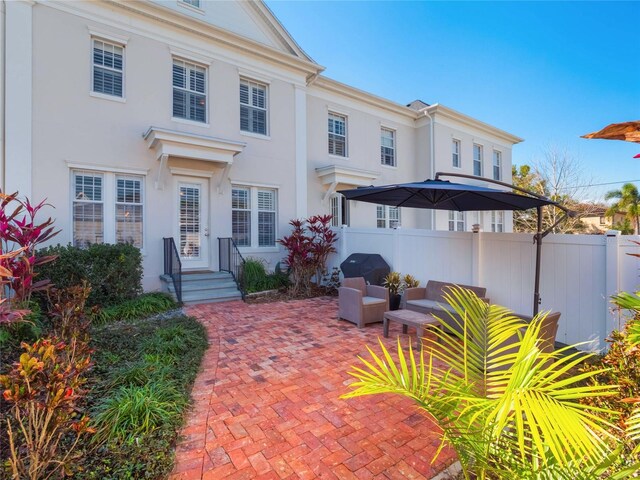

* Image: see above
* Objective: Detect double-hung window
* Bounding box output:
[452,139,461,168]
[180,0,200,7]
[232,186,277,248]
[493,150,502,181]
[92,39,124,98]
[491,211,504,232]
[377,205,400,229]
[381,128,396,166]
[473,144,483,176]
[72,170,144,248]
[172,59,207,123]
[328,113,347,157]
[240,79,268,135]
[448,211,465,231]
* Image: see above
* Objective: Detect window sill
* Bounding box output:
[451,165,462,170]
[238,246,279,254]
[171,117,210,128]
[177,1,205,15]
[240,131,271,141]
[381,164,397,170]
[90,91,126,103]
[329,154,349,160]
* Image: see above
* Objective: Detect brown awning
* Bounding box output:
[581,121,640,143]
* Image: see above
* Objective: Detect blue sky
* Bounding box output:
[267,1,640,202]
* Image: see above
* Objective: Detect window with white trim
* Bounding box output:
[232,186,277,248]
[180,0,200,7]
[328,113,347,157]
[92,39,124,98]
[377,205,400,229]
[473,144,483,176]
[452,139,461,168]
[381,128,396,166]
[491,211,504,232]
[330,193,349,227]
[240,79,268,135]
[172,58,207,123]
[448,211,465,231]
[72,170,144,248]
[493,150,502,181]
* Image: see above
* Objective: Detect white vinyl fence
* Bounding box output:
[329,227,640,351]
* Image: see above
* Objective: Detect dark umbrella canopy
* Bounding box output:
[339,179,558,212]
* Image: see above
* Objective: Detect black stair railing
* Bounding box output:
[163,237,183,304]
[218,237,246,299]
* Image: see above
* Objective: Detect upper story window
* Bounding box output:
[232,186,277,248]
[328,113,347,157]
[448,211,465,231]
[493,150,502,181]
[92,39,124,98]
[491,211,504,233]
[381,128,396,167]
[180,0,201,7]
[240,79,268,135]
[330,193,349,227]
[452,139,461,168]
[473,144,483,176]
[377,205,400,229]
[172,59,207,123]
[72,170,144,248]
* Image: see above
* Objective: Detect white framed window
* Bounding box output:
[491,211,504,232]
[240,79,268,135]
[376,205,400,229]
[232,186,277,248]
[448,211,465,231]
[180,0,200,7]
[493,150,502,181]
[92,39,124,98]
[381,128,396,167]
[452,139,461,168]
[172,58,207,123]
[473,144,483,176]
[330,193,349,227]
[328,112,347,157]
[72,170,144,248]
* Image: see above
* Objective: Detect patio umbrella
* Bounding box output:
[339,173,571,316]
[581,121,640,143]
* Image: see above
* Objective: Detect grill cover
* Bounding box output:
[340,253,391,286]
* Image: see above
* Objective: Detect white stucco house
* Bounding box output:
[0,0,523,298]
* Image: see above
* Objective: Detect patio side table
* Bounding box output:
[383,309,441,348]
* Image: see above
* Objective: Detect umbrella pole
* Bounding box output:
[533,206,542,316]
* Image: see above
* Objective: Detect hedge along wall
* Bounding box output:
[36,244,143,307]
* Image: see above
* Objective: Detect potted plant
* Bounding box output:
[384,272,421,310]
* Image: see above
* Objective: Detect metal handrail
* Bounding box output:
[218,237,246,300]
[163,237,183,304]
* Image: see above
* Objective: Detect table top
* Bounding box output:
[383,309,440,326]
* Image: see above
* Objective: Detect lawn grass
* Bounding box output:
[72,314,207,479]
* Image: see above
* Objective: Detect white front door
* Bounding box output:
[175,177,210,270]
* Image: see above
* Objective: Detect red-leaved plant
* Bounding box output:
[0,192,59,322]
[278,215,337,295]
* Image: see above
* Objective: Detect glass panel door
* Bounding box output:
[176,178,209,269]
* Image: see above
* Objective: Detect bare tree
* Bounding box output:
[513,144,599,233]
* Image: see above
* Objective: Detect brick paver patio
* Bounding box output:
[170,297,456,480]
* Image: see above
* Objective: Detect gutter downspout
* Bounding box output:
[423,108,435,229]
[0,1,5,192]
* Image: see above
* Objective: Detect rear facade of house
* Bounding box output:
[0,0,523,294]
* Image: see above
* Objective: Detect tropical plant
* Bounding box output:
[382,271,402,295]
[343,287,636,478]
[403,274,420,289]
[606,183,640,234]
[0,338,93,480]
[278,214,338,295]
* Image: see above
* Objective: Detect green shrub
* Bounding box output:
[141,323,207,360]
[242,257,289,293]
[103,357,172,390]
[92,382,186,443]
[92,293,176,325]
[36,243,143,307]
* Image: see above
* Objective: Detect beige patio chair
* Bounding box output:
[338,277,389,329]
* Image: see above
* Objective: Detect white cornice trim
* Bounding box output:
[314,76,418,119]
[66,161,149,176]
[315,165,381,187]
[88,27,129,45]
[421,104,524,145]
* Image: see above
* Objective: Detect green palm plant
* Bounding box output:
[342,287,637,478]
[605,183,640,234]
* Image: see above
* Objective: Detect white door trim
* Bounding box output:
[174,176,210,270]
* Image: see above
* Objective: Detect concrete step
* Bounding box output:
[159,271,242,305]
[166,280,238,293]
[181,288,243,304]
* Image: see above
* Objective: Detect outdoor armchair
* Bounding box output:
[338,277,389,329]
